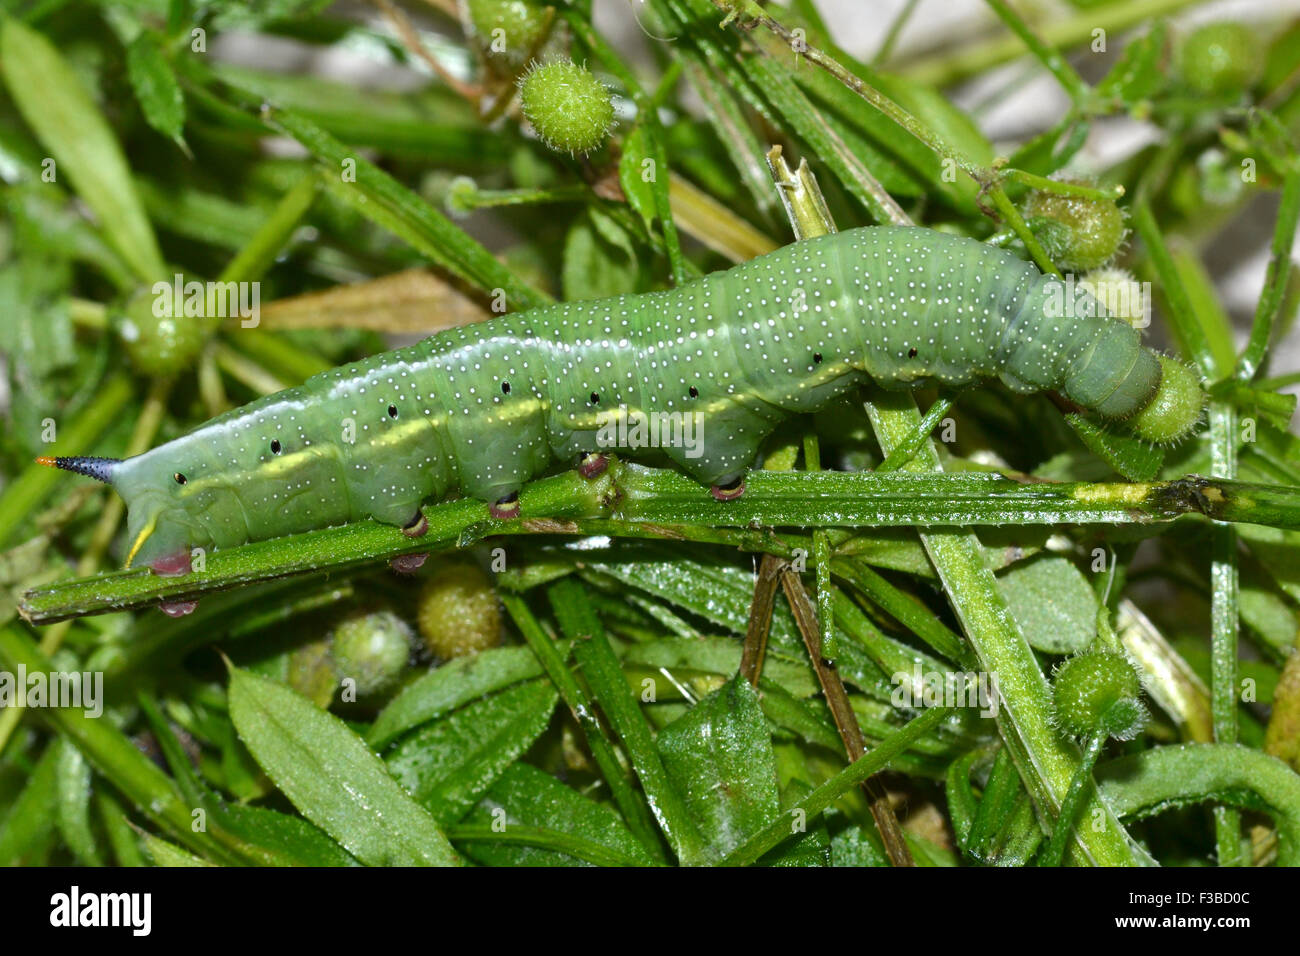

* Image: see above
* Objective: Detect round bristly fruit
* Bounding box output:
[331,609,412,696]
[465,0,553,69]
[287,636,338,707]
[519,59,614,155]
[1022,180,1127,272]
[117,286,204,377]
[1052,651,1148,741]
[416,559,503,660]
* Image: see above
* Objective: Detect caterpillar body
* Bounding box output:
[44,226,1203,577]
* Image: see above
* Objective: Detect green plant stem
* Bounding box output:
[897,0,1205,88]
[191,64,552,311]
[718,0,1058,270]
[1238,165,1300,381]
[865,390,1137,866]
[506,586,669,862]
[876,396,953,473]
[1004,169,1123,201]
[218,172,318,287]
[872,0,921,66]
[1133,197,1220,379]
[559,593,708,863]
[982,0,1090,106]
[1256,371,1300,391]
[1037,731,1107,866]
[452,184,590,211]
[1209,400,1244,866]
[987,187,1060,275]
[19,463,1300,624]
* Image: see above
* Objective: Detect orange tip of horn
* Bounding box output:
[34,456,56,467]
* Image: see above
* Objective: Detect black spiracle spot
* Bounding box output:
[908,348,918,359]
[590,391,600,405]
[501,381,511,395]
[173,472,187,485]
[270,439,282,455]
[688,385,699,398]
[388,404,399,418]
[813,352,823,364]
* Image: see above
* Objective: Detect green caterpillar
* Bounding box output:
[43,226,1203,590]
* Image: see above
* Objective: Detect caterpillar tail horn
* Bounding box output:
[34,455,122,484]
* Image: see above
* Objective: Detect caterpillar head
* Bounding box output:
[38,447,217,575]
[1126,354,1205,444]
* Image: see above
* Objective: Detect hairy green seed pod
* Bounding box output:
[464,0,553,69]
[416,559,502,659]
[1052,651,1148,741]
[332,609,412,696]
[117,286,204,377]
[287,636,338,707]
[1178,22,1261,96]
[519,60,613,155]
[1022,181,1127,272]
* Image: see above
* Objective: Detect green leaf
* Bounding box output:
[619,124,658,234]
[385,679,558,825]
[460,763,656,866]
[1065,413,1165,481]
[0,18,165,282]
[1006,117,1090,181]
[227,665,460,866]
[586,547,806,659]
[95,792,145,867]
[0,744,60,865]
[657,675,780,862]
[1099,743,1300,866]
[997,554,1099,654]
[757,679,840,750]
[562,206,641,301]
[54,737,104,866]
[623,636,819,698]
[218,805,358,867]
[140,832,215,867]
[944,749,981,850]
[126,33,187,150]
[369,645,549,748]
[209,76,550,310]
[1096,22,1169,107]
[762,779,831,866]
[963,745,1042,865]
[1239,525,1300,604]
[829,822,889,867]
